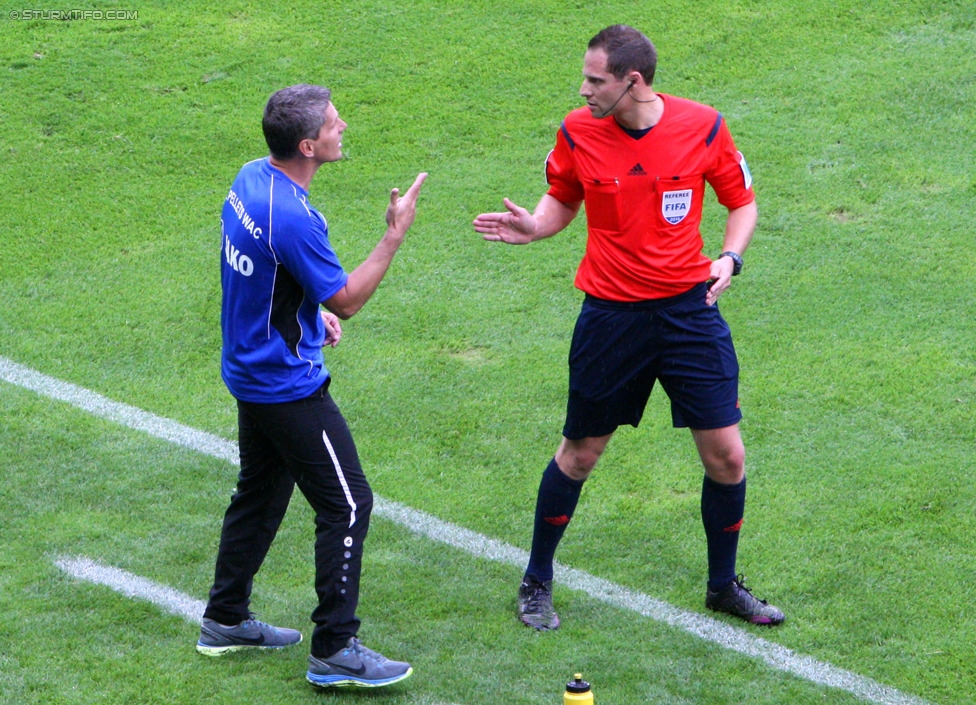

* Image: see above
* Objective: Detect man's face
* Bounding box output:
[307,103,347,162]
[579,48,629,118]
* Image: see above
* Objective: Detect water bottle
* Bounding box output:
[564,673,594,704]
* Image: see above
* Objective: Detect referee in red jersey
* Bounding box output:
[474,24,784,630]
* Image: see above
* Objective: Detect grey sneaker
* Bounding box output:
[518,576,560,630]
[306,637,413,688]
[196,617,303,656]
[706,576,785,626]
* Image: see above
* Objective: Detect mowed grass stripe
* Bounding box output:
[3,356,930,705]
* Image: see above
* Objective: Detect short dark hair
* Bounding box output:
[588,25,657,86]
[262,84,332,160]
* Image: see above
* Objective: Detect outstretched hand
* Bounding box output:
[386,172,428,236]
[473,198,537,244]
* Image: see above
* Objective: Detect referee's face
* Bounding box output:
[580,48,629,119]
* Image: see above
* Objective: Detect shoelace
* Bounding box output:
[241,616,281,635]
[733,576,770,606]
[347,638,387,663]
[525,586,552,610]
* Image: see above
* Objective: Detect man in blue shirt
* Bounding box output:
[197,83,426,690]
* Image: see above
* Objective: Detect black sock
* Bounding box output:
[701,475,746,593]
[524,458,584,582]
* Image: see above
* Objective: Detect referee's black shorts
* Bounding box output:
[562,282,742,440]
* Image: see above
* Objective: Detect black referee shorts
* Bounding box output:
[562,282,742,440]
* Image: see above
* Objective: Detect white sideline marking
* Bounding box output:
[0,357,239,465]
[55,556,206,623]
[1,356,929,705]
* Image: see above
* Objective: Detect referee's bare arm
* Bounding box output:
[474,194,581,245]
[706,200,758,306]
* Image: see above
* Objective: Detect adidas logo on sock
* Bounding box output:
[628,163,647,176]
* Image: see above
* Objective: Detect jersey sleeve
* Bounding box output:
[704,116,756,210]
[273,208,348,305]
[545,122,585,205]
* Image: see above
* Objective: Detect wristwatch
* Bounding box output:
[719,251,743,276]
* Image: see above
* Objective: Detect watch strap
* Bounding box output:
[719,251,743,276]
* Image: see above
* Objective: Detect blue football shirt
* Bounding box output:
[220,158,348,402]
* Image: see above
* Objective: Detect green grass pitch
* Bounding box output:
[1,1,975,703]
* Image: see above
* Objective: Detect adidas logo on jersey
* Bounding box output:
[628,163,647,176]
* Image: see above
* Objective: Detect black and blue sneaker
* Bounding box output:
[306,637,413,688]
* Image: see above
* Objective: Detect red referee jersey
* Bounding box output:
[545,94,755,301]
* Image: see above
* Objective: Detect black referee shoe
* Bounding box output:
[706,576,785,626]
[518,576,560,631]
